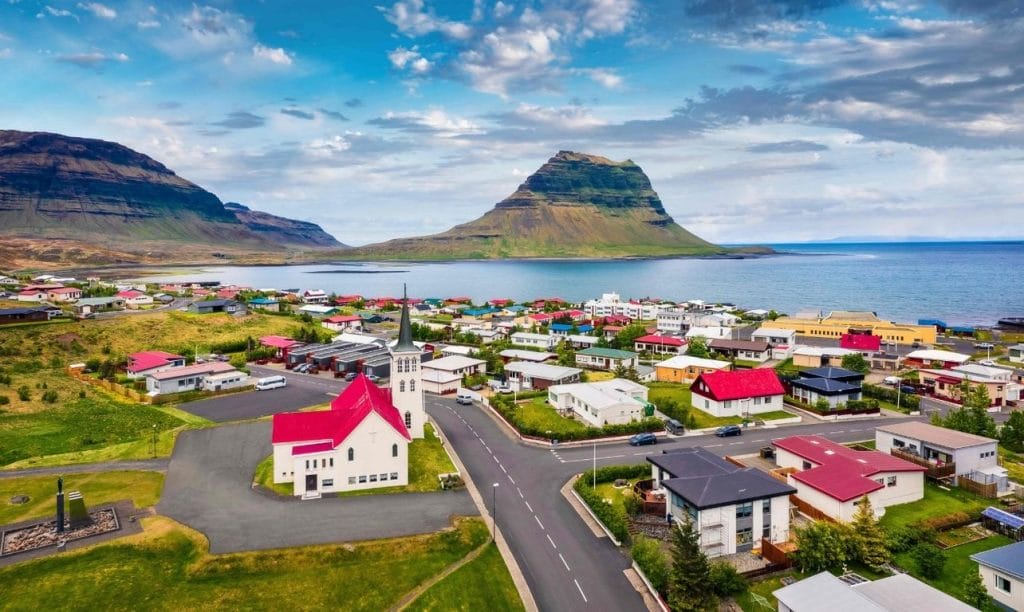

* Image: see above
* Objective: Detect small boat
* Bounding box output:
[998,317,1024,329]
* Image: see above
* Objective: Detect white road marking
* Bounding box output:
[535,515,545,530]
[493,455,500,465]
[705,444,723,447]
[525,501,534,513]
[517,487,524,498]
[559,553,571,571]
[575,579,588,602]
[508,476,515,485]
[500,464,508,474]
[728,442,743,445]
[829,430,845,434]
[547,534,557,549]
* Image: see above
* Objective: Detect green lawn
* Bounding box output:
[879,483,992,530]
[895,535,1012,604]
[754,410,797,422]
[407,543,524,612]
[0,471,164,525]
[645,382,745,428]
[253,422,458,497]
[739,571,804,611]
[998,447,1024,483]
[0,516,497,612]
[516,398,588,436]
[593,478,642,514]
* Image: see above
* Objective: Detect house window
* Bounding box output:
[763,523,771,540]
[887,475,897,487]
[348,477,356,485]
[323,479,334,487]
[392,443,399,457]
[802,461,812,470]
[369,474,378,482]
[305,460,310,469]
[763,500,771,513]
[736,528,753,546]
[405,411,412,428]
[358,475,367,483]
[329,458,334,467]
[996,575,1012,593]
[736,502,753,518]
[380,473,388,481]
[348,448,354,461]
[390,472,399,480]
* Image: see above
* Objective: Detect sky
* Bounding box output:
[1,0,1022,246]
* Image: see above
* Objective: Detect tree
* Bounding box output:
[850,496,889,569]
[910,542,945,579]
[1000,410,1024,452]
[938,384,997,438]
[687,336,710,359]
[961,569,990,609]
[556,341,576,367]
[814,397,831,412]
[767,310,780,321]
[631,535,669,595]
[793,522,849,573]
[615,323,648,351]
[613,363,628,379]
[668,520,718,612]
[841,353,870,375]
[708,562,747,598]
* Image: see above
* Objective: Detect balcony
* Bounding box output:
[891,448,956,479]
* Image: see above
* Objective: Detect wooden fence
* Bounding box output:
[790,495,836,522]
[759,538,795,569]
[959,476,999,499]
[891,448,956,479]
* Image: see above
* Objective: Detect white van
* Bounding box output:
[456,390,474,405]
[256,375,287,391]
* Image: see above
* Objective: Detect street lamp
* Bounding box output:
[151,424,157,458]
[491,482,500,542]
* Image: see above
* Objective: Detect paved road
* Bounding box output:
[426,396,921,612]
[0,458,169,479]
[178,364,347,422]
[157,421,476,553]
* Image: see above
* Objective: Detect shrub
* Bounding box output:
[574,478,630,543]
[623,492,643,517]
[884,525,935,554]
[911,542,946,579]
[0,373,10,385]
[84,358,101,372]
[580,464,650,484]
[863,383,920,409]
[0,395,8,405]
[631,535,669,596]
[708,562,748,597]
[17,386,30,401]
[917,511,972,531]
[41,390,58,403]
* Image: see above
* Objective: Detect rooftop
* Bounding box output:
[649,448,795,510]
[657,355,731,370]
[691,368,785,402]
[549,379,646,411]
[708,339,771,352]
[635,334,686,346]
[905,349,971,363]
[577,347,637,359]
[774,571,974,612]
[972,541,1024,581]
[147,361,236,381]
[876,421,996,449]
[504,361,582,380]
[422,355,486,372]
[790,377,862,395]
[498,349,556,362]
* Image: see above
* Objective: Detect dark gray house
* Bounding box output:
[648,448,795,557]
[188,299,247,315]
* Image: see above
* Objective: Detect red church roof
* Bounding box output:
[272,374,411,447]
[260,335,299,349]
[840,334,881,352]
[690,368,784,402]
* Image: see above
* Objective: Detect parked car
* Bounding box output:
[366,374,380,383]
[629,432,658,446]
[899,385,917,395]
[975,342,995,349]
[715,425,742,437]
[664,418,685,435]
[344,372,357,381]
[883,376,901,385]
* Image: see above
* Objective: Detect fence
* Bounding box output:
[790,495,835,522]
[959,475,999,499]
[890,448,957,479]
[69,368,153,403]
[759,538,795,569]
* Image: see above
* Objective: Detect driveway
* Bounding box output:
[157,422,476,553]
[177,364,347,422]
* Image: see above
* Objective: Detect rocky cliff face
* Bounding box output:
[224,202,344,248]
[0,130,342,253]
[347,151,722,259]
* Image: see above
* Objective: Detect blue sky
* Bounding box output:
[1,0,1022,245]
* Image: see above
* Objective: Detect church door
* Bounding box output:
[305,474,318,491]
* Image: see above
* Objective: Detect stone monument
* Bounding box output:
[55,476,65,534]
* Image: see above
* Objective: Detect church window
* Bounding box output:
[397,360,404,373]
[405,411,412,428]
[410,380,416,392]
[392,443,398,457]
[348,448,354,461]
[400,381,406,392]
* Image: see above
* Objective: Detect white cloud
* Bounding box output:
[388,46,432,74]
[493,1,514,19]
[252,44,293,66]
[382,0,473,40]
[578,67,622,89]
[77,2,116,19]
[137,19,160,29]
[55,51,129,67]
[38,5,75,18]
[579,0,635,40]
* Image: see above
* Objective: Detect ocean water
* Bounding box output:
[135,241,1024,326]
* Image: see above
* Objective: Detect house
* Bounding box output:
[271,375,412,497]
[145,362,241,395]
[840,333,882,353]
[634,334,687,355]
[751,328,797,359]
[46,287,82,302]
[322,315,364,333]
[549,323,594,337]
[686,326,733,340]
[464,328,505,344]
[127,351,186,378]
[583,292,667,320]
[505,361,582,391]
[1009,344,1024,364]
[548,379,649,427]
[189,299,247,315]
[773,435,925,521]
[420,355,486,394]
[0,306,51,325]
[498,349,556,363]
[690,368,785,418]
[565,334,599,349]
[72,296,125,316]
[903,349,971,369]
[648,448,795,557]
[789,367,864,407]
[16,289,47,301]
[917,364,1018,407]
[708,339,772,363]
[302,289,329,304]
[654,355,731,384]
[511,332,559,350]
[297,304,339,318]
[875,421,1007,491]
[774,571,975,612]
[971,541,1024,612]
[116,289,154,309]
[656,308,688,334]
[792,346,857,368]
[575,347,639,371]
[248,297,280,312]
[759,310,937,344]
[440,344,477,358]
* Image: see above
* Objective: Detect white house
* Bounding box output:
[971,541,1024,612]
[499,349,556,363]
[511,332,559,350]
[685,326,733,340]
[690,368,785,418]
[271,375,411,497]
[1009,344,1024,364]
[649,448,796,557]
[321,315,363,332]
[201,370,252,392]
[548,378,648,427]
[299,304,339,318]
[773,435,925,522]
[302,289,329,304]
[116,289,153,309]
[420,355,486,394]
[656,308,688,334]
[504,361,582,391]
[565,334,599,349]
[751,327,797,360]
[17,289,47,301]
[774,571,976,612]
[583,291,667,320]
[875,421,1007,491]
[145,361,241,395]
[126,351,186,379]
[441,344,477,358]
[575,347,639,371]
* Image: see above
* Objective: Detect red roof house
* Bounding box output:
[634,334,687,354]
[689,368,786,418]
[840,334,882,352]
[127,351,186,377]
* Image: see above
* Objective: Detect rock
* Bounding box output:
[9,494,29,504]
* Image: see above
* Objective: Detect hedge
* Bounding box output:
[490,395,663,441]
[785,395,881,416]
[863,383,921,409]
[573,464,650,544]
[580,464,651,484]
[915,511,976,531]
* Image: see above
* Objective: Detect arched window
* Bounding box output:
[411,359,417,371]
[392,443,398,457]
[404,411,412,428]
[396,359,404,373]
[347,448,354,461]
[410,380,416,392]
[400,380,406,392]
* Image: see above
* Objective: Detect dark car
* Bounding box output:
[899,385,917,395]
[629,432,658,446]
[664,418,685,435]
[715,425,742,437]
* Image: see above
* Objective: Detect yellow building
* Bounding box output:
[654,355,732,384]
[761,310,937,345]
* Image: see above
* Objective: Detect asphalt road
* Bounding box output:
[426,396,922,612]
[177,364,347,422]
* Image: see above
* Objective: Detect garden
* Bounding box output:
[488,392,663,441]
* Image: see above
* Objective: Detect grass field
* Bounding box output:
[254,423,458,497]
[999,447,1024,483]
[0,471,164,525]
[594,478,642,514]
[879,483,991,530]
[895,535,1012,604]
[516,398,588,436]
[646,383,745,428]
[408,543,524,612]
[0,516,508,611]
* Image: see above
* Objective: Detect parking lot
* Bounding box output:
[177,365,347,422]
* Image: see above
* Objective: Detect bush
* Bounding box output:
[631,535,669,595]
[623,492,643,517]
[0,373,10,385]
[84,358,101,372]
[17,386,30,401]
[863,383,920,409]
[574,478,630,543]
[708,561,748,597]
[0,395,8,405]
[911,542,946,579]
[917,511,973,531]
[581,464,650,484]
[884,525,935,554]
[41,390,58,403]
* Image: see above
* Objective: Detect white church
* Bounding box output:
[270,288,426,497]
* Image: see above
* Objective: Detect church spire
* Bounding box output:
[394,284,417,352]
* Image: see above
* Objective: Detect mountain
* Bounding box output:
[0,130,342,267]
[225,202,344,248]
[345,151,740,260]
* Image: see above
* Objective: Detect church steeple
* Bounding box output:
[394,283,417,352]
